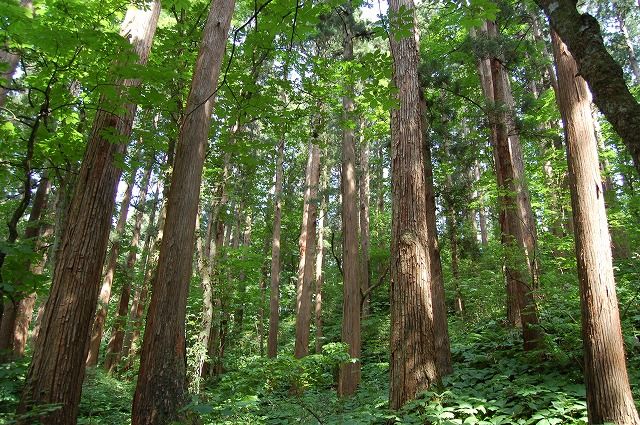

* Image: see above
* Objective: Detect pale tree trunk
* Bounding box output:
[552,29,640,425]
[17,4,160,423]
[132,0,234,421]
[359,123,371,317]
[388,0,448,409]
[338,15,361,395]
[0,0,32,107]
[268,138,284,358]
[194,153,230,381]
[294,141,321,359]
[86,170,136,367]
[475,162,489,246]
[103,159,153,372]
[315,161,327,354]
[534,0,640,175]
[0,174,51,360]
[421,94,452,377]
[122,183,161,369]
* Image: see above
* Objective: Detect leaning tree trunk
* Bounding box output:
[551,29,640,425]
[17,4,160,423]
[534,0,640,175]
[388,0,448,409]
[86,170,136,367]
[131,0,234,422]
[294,141,321,359]
[267,138,284,358]
[338,15,361,396]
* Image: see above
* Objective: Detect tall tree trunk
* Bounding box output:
[421,94,453,377]
[388,0,447,409]
[131,0,234,421]
[17,4,160,423]
[359,124,371,317]
[268,138,284,358]
[551,29,640,425]
[103,159,153,372]
[315,161,327,354]
[294,141,321,359]
[483,20,542,350]
[475,162,489,246]
[534,0,640,175]
[86,171,136,367]
[338,16,361,395]
[613,2,640,83]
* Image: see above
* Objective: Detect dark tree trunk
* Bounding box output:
[131,0,234,421]
[17,4,160,423]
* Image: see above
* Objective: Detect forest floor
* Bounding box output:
[2,259,640,424]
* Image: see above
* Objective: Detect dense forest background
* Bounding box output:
[1,0,640,423]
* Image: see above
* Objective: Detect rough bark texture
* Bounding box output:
[552,30,640,425]
[131,0,234,421]
[268,138,284,358]
[17,4,160,423]
[338,20,361,395]
[86,173,135,367]
[294,142,320,359]
[388,0,442,409]
[535,0,640,175]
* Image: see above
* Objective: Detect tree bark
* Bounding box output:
[17,4,160,423]
[534,0,640,175]
[338,17,361,396]
[551,29,640,425]
[388,0,446,409]
[131,0,234,421]
[315,161,327,355]
[268,138,284,358]
[294,141,321,359]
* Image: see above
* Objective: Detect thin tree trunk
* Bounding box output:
[132,0,234,421]
[103,159,153,372]
[359,123,371,317]
[613,2,640,82]
[86,171,136,367]
[268,138,284,358]
[17,4,160,423]
[552,29,640,425]
[388,0,447,409]
[294,141,321,359]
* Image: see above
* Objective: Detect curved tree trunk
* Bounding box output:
[551,29,640,425]
[17,4,160,423]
